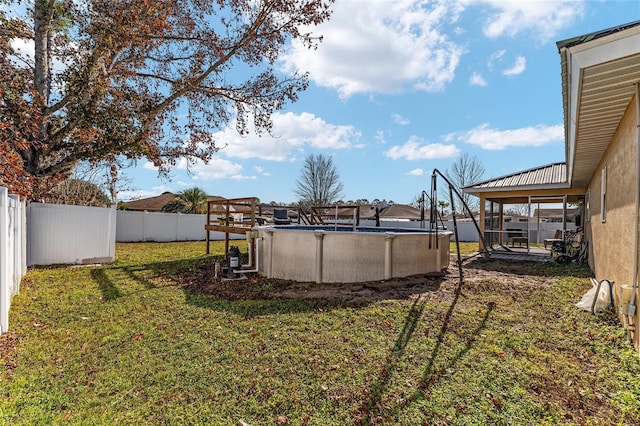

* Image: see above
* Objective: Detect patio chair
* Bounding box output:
[506,228,528,247]
[273,208,292,225]
[544,229,563,250]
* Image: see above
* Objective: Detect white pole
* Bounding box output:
[0,187,9,334]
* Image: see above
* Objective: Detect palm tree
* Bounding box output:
[162,187,209,214]
[438,200,449,216]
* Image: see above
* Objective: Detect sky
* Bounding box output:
[119,0,640,205]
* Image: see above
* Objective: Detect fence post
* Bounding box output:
[108,205,117,261]
[0,187,9,334]
[8,195,18,297]
[143,211,149,242]
[176,212,181,241]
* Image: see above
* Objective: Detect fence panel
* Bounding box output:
[359,219,481,241]
[27,203,116,266]
[116,210,242,242]
[1,187,27,334]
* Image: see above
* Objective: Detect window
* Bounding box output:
[601,165,606,222]
[585,189,590,222]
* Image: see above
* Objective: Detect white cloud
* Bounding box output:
[469,72,488,87]
[152,185,174,193]
[9,38,33,64]
[255,166,271,176]
[448,123,564,150]
[215,112,360,161]
[466,0,585,41]
[384,136,460,160]
[118,186,173,201]
[407,168,424,176]
[280,1,465,98]
[175,157,249,180]
[487,49,506,71]
[392,113,410,125]
[503,56,526,76]
[143,161,158,171]
[374,130,387,144]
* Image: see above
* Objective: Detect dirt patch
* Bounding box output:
[0,331,19,372]
[180,254,561,306]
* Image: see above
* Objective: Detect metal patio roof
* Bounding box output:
[464,162,568,194]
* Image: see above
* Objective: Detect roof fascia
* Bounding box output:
[563,26,640,186]
[464,182,573,195]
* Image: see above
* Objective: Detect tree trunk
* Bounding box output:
[30,0,53,174]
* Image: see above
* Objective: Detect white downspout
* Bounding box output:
[240,231,254,268]
[628,83,640,330]
[235,236,262,274]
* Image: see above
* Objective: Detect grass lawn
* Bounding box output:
[1,241,639,425]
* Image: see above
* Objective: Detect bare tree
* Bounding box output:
[505,203,530,217]
[40,160,134,206]
[71,160,134,204]
[444,153,485,217]
[42,178,110,207]
[294,154,344,207]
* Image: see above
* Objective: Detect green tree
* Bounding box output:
[294,153,344,207]
[162,187,209,214]
[0,0,333,198]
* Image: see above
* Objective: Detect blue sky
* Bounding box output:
[119,0,639,204]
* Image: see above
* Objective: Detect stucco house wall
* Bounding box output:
[587,96,639,349]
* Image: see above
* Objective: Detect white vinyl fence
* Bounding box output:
[116,210,244,242]
[27,203,116,266]
[361,219,481,241]
[0,187,27,334]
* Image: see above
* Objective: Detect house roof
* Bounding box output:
[557,20,640,188]
[378,203,422,220]
[123,192,177,211]
[464,163,569,194]
[532,208,579,218]
[208,196,255,214]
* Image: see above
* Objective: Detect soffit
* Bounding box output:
[561,23,640,188]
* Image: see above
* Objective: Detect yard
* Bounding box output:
[1,241,639,425]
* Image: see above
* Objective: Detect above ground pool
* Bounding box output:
[255,225,452,283]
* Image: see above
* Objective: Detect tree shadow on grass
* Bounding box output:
[90,268,122,301]
[353,275,495,424]
[89,256,209,301]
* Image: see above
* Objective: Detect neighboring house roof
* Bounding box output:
[378,204,422,220]
[207,196,249,214]
[464,163,568,194]
[557,20,640,188]
[358,205,378,219]
[532,208,579,219]
[123,192,177,211]
[124,193,233,213]
[330,205,378,219]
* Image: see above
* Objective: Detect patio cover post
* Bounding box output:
[479,195,486,251]
[499,202,504,246]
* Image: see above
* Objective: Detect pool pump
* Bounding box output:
[226,246,240,278]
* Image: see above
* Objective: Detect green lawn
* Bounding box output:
[1,241,639,425]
